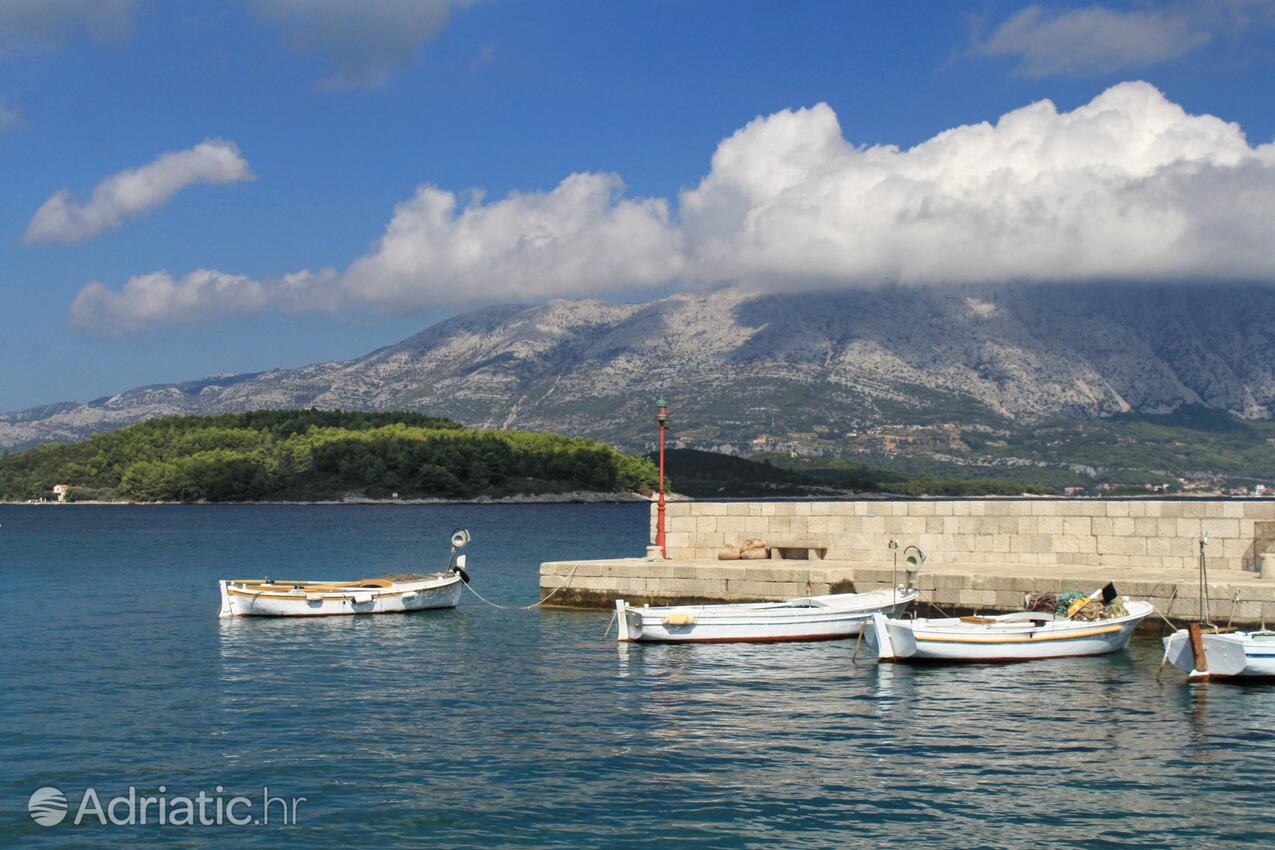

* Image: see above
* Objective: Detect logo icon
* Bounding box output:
[28,786,68,827]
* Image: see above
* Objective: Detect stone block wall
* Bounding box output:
[539,559,858,608]
[651,499,1275,573]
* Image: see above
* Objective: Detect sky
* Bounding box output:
[2,0,1275,411]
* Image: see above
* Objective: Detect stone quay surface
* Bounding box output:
[539,498,1275,626]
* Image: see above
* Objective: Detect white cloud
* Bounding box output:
[253,0,476,88]
[68,82,1275,334]
[25,139,254,244]
[974,4,1222,76]
[681,82,1275,287]
[69,270,269,337]
[340,173,684,309]
[0,0,135,55]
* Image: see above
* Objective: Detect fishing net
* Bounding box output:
[1026,592,1057,613]
[1102,599,1128,618]
[1069,600,1104,621]
[1058,592,1128,621]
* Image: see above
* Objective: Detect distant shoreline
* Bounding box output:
[7,492,1274,506]
[1,491,656,507]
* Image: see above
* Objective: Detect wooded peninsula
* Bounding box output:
[0,410,660,503]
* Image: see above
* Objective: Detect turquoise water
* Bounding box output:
[2,504,1274,849]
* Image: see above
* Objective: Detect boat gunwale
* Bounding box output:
[226,574,461,601]
[627,589,919,620]
[897,600,1152,642]
[910,623,1126,644]
[619,631,856,644]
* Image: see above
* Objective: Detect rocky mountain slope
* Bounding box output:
[4,284,1275,453]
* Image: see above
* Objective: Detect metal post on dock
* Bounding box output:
[656,396,669,559]
[1199,533,1212,627]
[889,539,898,607]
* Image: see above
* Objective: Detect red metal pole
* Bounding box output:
[656,398,668,558]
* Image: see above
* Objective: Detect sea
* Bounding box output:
[1,503,1273,849]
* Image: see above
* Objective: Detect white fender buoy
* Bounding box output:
[868,612,898,660]
[616,599,631,641]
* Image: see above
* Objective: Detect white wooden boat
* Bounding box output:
[615,587,918,643]
[217,530,472,618]
[864,599,1153,662]
[218,572,464,617]
[1162,628,1275,680]
[1159,533,1275,681]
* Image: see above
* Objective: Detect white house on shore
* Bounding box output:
[52,484,71,503]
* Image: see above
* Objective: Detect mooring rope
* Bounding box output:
[1152,607,1180,633]
[918,590,954,619]
[1150,581,1182,634]
[851,626,867,663]
[461,564,581,611]
[1162,582,1181,620]
[1152,583,1188,682]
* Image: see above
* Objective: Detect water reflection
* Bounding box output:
[612,636,1275,846]
[7,503,1275,849]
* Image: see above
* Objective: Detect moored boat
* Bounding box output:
[864,594,1153,663]
[218,529,473,618]
[1162,627,1275,681]
[615,587,918,643]
[1159,533,1275,681]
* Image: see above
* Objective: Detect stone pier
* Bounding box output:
[539,498,1275,626]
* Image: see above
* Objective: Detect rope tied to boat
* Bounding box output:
[918,590,953,620]
[1141,581,1183,637]
[1227,589,1242,629]
[461,564,581,611]
[1151,606,1180,633]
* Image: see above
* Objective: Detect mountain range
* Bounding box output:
[5,284,1275,484]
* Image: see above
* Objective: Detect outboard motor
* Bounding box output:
[903,545,926,590]
[447,529,472,583]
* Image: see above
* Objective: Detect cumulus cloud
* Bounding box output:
[68,82,1275,334]
[340,173,684,309]
[69,270,269,337]
[66,173,682,332]
[974,5,1207,76]
[253,0,476,88]
[971,2,1273,76]
[0,0,135,55]
[25,139,254,244]
[679,82,1275,286]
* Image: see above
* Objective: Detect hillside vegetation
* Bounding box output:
[664,448,1050,498]
[0,410,659,502]
[747,453,1051,497]
[648,449,827,498]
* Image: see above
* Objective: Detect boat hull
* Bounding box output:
[865,601,1152,662]
[1162,630,1275,680]
[617,589,917,643]
[218,575,463,618]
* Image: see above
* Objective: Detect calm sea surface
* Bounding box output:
[2,503,1274,849]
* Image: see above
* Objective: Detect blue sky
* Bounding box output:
[2,0,1275,411]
